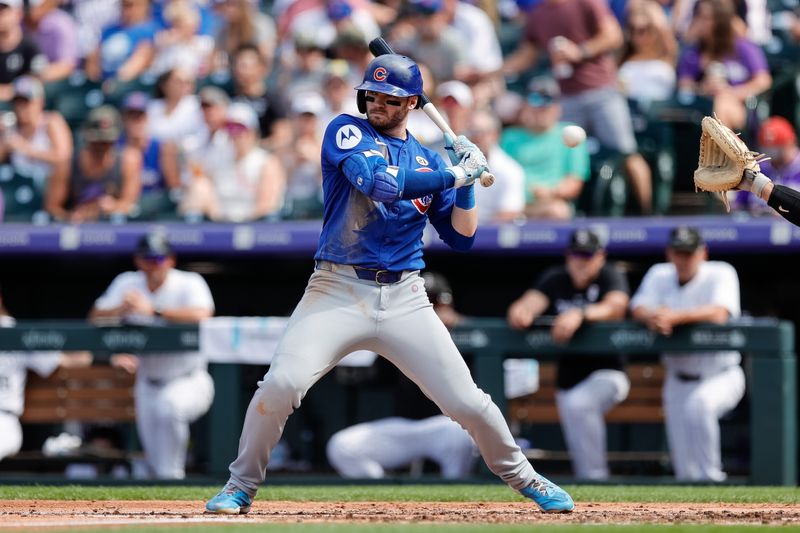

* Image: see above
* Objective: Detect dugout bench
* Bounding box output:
[0,319,795,485]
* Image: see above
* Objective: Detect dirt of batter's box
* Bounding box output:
[1,500,799,528]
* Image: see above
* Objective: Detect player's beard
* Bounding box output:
[367,105,409,132]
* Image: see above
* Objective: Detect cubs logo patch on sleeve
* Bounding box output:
[412,194,433,214]
[336,125,363,150]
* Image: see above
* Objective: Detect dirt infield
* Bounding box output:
[2,500,800,528]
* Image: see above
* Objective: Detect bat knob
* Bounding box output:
[479,171,495,187]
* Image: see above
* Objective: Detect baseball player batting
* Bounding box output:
[206,54,574,514]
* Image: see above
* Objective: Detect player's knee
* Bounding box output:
[442,393,491,428]
[259,365,304,409]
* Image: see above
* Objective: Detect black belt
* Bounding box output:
[675,372,702,382]
[145,370,196,387]
[352,266,403,285]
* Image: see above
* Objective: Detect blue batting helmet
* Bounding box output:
[355,54,423,113]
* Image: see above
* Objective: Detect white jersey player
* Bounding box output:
[631,226,745,481]
[0,307,64,462]
[89,234,215,479]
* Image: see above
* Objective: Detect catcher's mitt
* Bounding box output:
[693,115,767,210]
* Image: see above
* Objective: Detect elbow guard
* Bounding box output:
[341,151,402,203]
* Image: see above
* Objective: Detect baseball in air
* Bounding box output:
[562,125,586,147]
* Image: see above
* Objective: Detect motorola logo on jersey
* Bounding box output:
[335,125,363,149]
[412,194,433,214]
[373,67,388,82]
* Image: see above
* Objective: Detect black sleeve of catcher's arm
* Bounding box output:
[767,184,800,227]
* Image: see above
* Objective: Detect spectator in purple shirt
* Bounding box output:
[731,116,800,215]
[677,0,771,130]
[24,0,78,82]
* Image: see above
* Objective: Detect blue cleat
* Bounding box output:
[520,474,575,513]
[205,482,253,515]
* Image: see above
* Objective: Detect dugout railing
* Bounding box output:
[0,318,795,485]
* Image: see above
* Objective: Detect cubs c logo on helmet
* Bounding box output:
[412,194,433,214]
[373,67,388,82]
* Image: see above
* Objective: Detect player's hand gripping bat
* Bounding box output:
[368,37,495,188]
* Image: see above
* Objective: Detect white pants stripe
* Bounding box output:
[228,267,535,493]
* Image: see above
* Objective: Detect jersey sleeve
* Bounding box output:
[534,266,564,299]
[322,115,387,169]
[182,273,215,312]
[93,274,130,310]
[26,352,63,378]
[709,263,741,318]
[600,264,630,295]
[630,264,665,310]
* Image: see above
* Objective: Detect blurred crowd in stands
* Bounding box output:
[0,0,796,224]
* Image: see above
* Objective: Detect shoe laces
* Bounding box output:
[528,476,552,496]
[221,482,242,496]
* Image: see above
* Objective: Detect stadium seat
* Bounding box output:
[0,165,48,223]
[102,74,159,108]
[576,142,628,217]
[51,76,105,132]
[629,98,676,215]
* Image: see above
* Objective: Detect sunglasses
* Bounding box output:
[567,250,597,259]
[139,255,167,264]
[364,95,403,107]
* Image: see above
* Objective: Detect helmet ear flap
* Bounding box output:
[357,90,366,114]
[413,95,422,109]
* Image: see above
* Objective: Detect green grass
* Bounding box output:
[0,484,797,503]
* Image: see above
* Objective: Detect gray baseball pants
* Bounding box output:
[228,262,535,493]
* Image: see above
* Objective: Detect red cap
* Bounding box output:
[758,116,797,147]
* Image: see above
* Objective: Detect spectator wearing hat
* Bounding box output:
[730,116,800,216]
[149,0,213,77]
[181,85,229,176]
[277,0,379,53]
[275,30,330,100]
[85,0,159,82]
[231,43,291,150]
[281,91,325,219]
[119,91,181,219]
[435,80,473,139]
[45,105,142,222]
[395,0,467,83]
[631,226,745,482]
[212,0,276,71]
[507,228,631,480]
[181,85,229,179]
[467,109,525,223]
[504,0,654,214]
[499,77,590,220]
[23,0,79,83]
[180,102,286,222]
[329,24,371,86]
[89,233,215,479]
[0,0,47,101]
[0,76,72,197]
[318,59,360,128]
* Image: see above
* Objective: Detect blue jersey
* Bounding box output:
[316,114,459,271]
